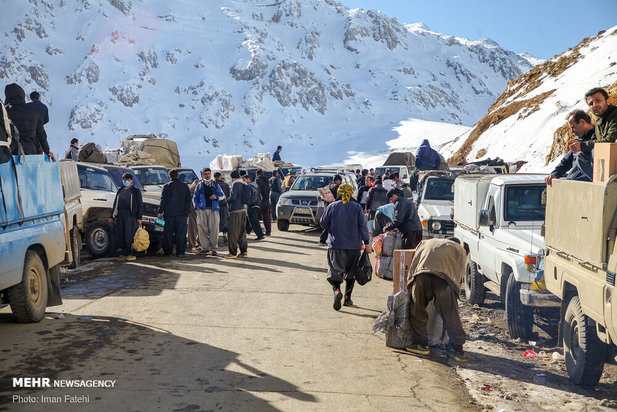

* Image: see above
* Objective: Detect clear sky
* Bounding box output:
[339,0,617,60]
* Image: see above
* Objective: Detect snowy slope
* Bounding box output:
[0,0,537,171]
[442,26,617,172]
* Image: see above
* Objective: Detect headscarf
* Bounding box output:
[337,183,353,204]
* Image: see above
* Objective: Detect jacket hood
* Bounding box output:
[4,83,25,105]
[420,139,431,147]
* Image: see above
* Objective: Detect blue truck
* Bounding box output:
[0,154,64,322]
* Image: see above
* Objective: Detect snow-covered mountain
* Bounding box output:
[1,0,537,170]
[442,26,617,172]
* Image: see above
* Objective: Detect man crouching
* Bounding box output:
[406,237,469,362]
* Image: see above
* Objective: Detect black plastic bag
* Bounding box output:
[353,250,373,285]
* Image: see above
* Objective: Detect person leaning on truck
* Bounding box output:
[110,173,143,261]
[545,110,594,186]
[405,237,468,362]
[383,188,423,249]
[4,83,55,160]
[159,169,192,258]
[567,87,617,154]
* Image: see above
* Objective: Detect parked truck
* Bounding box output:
[374,152,415,182]
[544,178,617,387]
[59,160,83,268]
[453,174,558,339]
[416,171,458,238]
[0,155,63,322]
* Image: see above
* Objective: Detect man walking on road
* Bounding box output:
[159,169,192,257]
[269,170,282,221]
[384,188,423,250]
[320,183,372,310]
[406,237,468,362]
[226,171,248,259]
[110,173,143,261]
[243,174,265,240]
[256,169,272,236]
[194,168,225,256]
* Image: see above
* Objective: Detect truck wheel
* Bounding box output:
[563,296,606,387]
[505,275,534,339]
[68,229,81,269]
[7,251,48,323]
[277,219,289,232]
[464,258,486,305]
[85,220,116,258]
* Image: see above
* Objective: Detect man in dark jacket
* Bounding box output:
[320,183,372,310]
[110,173,143,261]
[4,83,54,160]
[272,146,283,162]
[546,110,594,185]
[27,91,49,125]
[159,169,192,257]
[357,175,374,210]
[269,170,282,221]
[226,171,248,258]
[214,172,231,241]
[415,139,440,171]
[384,188,423,249]
[571,87,617,154]
[255,169,272,235]
[366,178,388,219]
[65,138,79,161]
[244,174,265,240]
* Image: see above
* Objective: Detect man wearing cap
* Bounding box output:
[384,188,423,249]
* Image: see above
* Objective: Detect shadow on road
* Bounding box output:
[0,314,316,410]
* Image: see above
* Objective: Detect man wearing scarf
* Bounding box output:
[320,184,372,310]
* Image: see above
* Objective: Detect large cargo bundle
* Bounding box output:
[120,135,180,168]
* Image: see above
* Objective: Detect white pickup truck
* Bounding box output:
[416,171,457,238]
[453,174,559,339]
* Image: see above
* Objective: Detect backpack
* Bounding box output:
[241,183,260,206]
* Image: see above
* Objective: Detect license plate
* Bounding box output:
[154,225,164,232]
[294,207,312,214]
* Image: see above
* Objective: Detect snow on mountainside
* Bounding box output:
[0,0,537,170]
[443,26,617,172]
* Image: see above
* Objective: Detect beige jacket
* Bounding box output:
[407,238,467,294]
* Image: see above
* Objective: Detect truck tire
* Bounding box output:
[68,229,81,269]
[7,251,48,323]
[464,257,486,305]
[85,220,116,258]
[563,296,606,387]
[505,274,534,339]
[277,219,289,232]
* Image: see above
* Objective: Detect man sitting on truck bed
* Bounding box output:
[545,110,594,185]
[568,87,617,154]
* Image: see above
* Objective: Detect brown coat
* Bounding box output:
[407,238,466,294]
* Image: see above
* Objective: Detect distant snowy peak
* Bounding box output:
[1,0,540,169]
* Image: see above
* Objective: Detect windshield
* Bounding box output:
[77,165,117,192]
[504,185,546,221]
[178,170,198,184]
[132,167,170,185]
[104,167,144,191]
[424,178,454,201]
[375,167,401,178]
[291,176,331,191]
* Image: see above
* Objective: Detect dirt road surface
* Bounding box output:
[1,226,615,411]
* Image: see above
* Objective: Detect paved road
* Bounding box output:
[0,226,477,411]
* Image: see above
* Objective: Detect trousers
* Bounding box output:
[163,215,188,256]
[116,209,138,256]
[196,208,220,252]
[228,210,248,255]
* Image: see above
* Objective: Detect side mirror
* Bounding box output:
[478,210,489,226]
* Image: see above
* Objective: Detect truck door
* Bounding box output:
[478,192,499,280]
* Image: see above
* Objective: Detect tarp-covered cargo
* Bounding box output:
[121,135,180,168]
[383,152,415,167]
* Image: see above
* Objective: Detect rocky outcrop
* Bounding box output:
[267,59,327,114]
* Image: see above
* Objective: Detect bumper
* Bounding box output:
[277,205,322,226]
[519,289,560,307]
[142,217,164,238]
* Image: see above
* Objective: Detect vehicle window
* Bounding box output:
[504,185,545,221]
[104,167,144,190]
[132,168,170,185]
[424,178,454,201]
[178,170,198,184]
[291,176,331,191]
[374,167,401,178]
[77,165,117,192]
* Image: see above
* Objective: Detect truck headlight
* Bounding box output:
[278,198,290,206]
[431,221,441,231]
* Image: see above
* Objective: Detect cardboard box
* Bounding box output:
[393,249,415,294]
[593,143,617,183]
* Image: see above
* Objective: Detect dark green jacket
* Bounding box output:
[581,104,617,153]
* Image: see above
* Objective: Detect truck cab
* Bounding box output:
[416,172,457,238]
[0,155,64,322]
[544,178,617,387]
[454,174,558,339]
